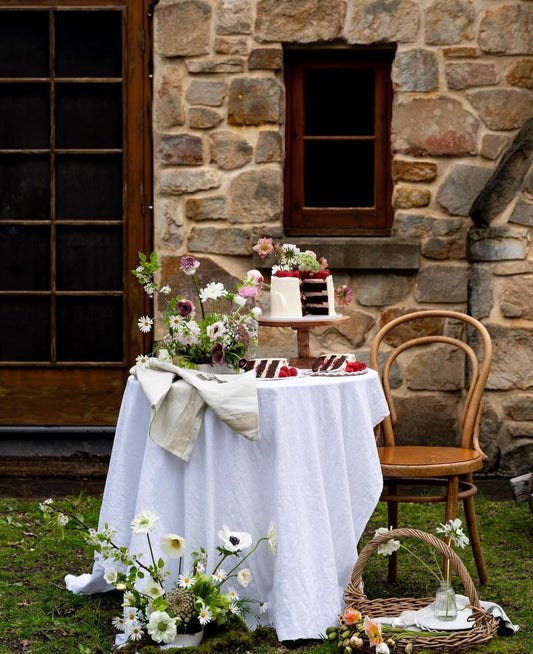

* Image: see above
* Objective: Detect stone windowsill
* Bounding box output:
[252,238,420,271]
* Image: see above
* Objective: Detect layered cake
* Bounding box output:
[250,358,297,378]
[301,273,336,316]
[270,275,303,318]
[270,272,336,318]
[311,353,358,372]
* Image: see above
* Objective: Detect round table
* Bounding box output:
[259,314,350,367]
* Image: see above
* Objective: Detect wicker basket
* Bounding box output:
[342,528,498,652]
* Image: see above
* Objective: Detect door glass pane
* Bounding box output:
[56,225,122,291]
[56,296,122,361]
[0,297,50,361]
[55,83,122,148]
[0,84,49,148]
[304,68,375,137]
[0,155,50,221]
[0,11,49,78]
[56,154,122,221]
[0,224,50,290]
[304,141,375,207]
[55,11,122,78]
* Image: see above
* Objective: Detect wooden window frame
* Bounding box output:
[284,49,394,237]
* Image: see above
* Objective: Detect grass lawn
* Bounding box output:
[0,489,531,654]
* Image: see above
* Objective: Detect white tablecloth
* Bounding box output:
[66,370,388,641]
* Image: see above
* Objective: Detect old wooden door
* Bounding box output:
[0,0,151,427]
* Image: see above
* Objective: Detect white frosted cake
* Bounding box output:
[270,276,303,318]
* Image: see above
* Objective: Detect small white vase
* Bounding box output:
[160,629,204,650]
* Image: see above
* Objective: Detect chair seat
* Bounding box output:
[379,446,484,478]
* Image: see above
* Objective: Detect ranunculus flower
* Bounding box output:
[177,299,194,317]
[251,306,262,319]
[253,237,274,258]
[319,256,328,269]
[239,285,258,298]
[179,256,200,275]
[237,568,253,587]
[244,269,264,286]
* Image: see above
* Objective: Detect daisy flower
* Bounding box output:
[228,603,240,615]
[147,610,177,644]
[211,569,227,584]
[123,606,139,624]
[137,315,153,333]
[227,587,239,602]
[169,314,182,330]
[197,603,212,626]
[135,354,150,368]
[178,572,194,589]
[218,525,252,552]
[237,568,252,587]
[112,615,126,631]
[160,534,186,559]
[195,561,205,573]
[126,623,143,641]
[259,601,270,614]
[253,237,274,258]
[131,510,159,535]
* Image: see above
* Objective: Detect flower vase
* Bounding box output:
[434,580,458,621]
[160,629,204,650]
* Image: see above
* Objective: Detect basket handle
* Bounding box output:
[344,528,480,609]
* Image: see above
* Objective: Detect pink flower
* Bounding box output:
[253,237,274,258]
[177,299,194,317]
[180,256,200,275]
[239,285,258,299]
[211,343,226,364]
[335,284,353,306]
[319,256,328,270]
[343,608,362,625]
[244,269,264,287]
[364,616,383,646]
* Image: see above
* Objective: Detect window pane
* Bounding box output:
[0,155,50,221]
[0,11,49,78]
[56,296,122,361]
[0,84,49,148]
[55,83,122,148]
[56,155,122,221]
[304,68,375,137]
[304,141,375,208]
[0,297,50,361]
[56,225,122,291]
[55,11,122,78]
[0,224,50,290]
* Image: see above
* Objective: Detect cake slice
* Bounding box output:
[251,358,289,378]
[311,353,357,372]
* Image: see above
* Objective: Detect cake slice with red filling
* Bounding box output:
[311,353,357,372]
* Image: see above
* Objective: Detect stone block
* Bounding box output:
[493,261,533,275]
[158,168,220,195]
[154,66,185,129]
[156,134,204,165]
[393,160,438,182]
[209,131,253,170]
[186,57,245,74]
[255,131,282,163]
[256,0,346,43]
[345,0,419,44]
[508,423,533,439]
[154,197,184,251]
[437,165,493,216]
[392,97,478,156]
[406,345,465,391]
[356,272,411,306]
[393,213,464,239]
[424,0,475,45]
[187,225,253,255]
[467,226,529,261]
[186,80,226,106]
[312,306,376,350]
[216,0,252,35]
[391,394,460,447]
[468,263,492,319]
[503,395,533,421]
[214,37,248,55]
[393,186,431,209]
[498,440,533,477]
[487,325,533,390]
[228,78,283,125]
[479,4,533,55]
[379,307,446,348]
[478,401,502,471]
[188,108,224,129]
[229,168,282,223]
[422,234,467,260]
[249,48,283,70]
[467,89,533,131]
[392,49,438,92]
[186,196,226,221]
[500,275,533,319]
[356,350,402,388]
[414,263,469,303]
[445,62,498,89]
[442,46,479,58]
[505,59,533,89]
[509,199,533,227]
[155,0,211,57]
[480,134,509,161]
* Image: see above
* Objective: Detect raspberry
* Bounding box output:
[289,367,298,376]
[278,369,289,377]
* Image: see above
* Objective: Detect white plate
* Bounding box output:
[256,374,299,381]
[305,368,368,377]
[417,609,473,631]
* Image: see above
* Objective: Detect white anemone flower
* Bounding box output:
[206,321,226,341]
[147,610,177,644]
[436,518,470,549]
[137,315,153,333]
[237,568,252,587]
[374,527,401,556]
[218,525,252,552]
[199,282,226,302]
[160,534,186,559]
[131,510,159,535]
[267,521,277,556]
[104,567,118,584]
[142,578,164,598]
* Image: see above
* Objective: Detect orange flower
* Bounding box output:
[364,615,383,646]
[343,608,362,625]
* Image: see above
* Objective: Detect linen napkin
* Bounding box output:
[131,360,260,462]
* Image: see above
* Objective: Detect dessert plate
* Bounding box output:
[306,368,368,377]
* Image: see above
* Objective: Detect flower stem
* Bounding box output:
[400,544,443,585]
[222,537,266,582]
[191,274,205,319]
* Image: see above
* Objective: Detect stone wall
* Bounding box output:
[151,0,533,476]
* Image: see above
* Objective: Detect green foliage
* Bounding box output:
[0,492,531,654]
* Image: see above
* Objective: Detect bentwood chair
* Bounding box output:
[370,310,492,585]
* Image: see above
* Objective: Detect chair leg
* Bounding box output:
[443,476,459,581]
[463,490,489,585]
[387,497,398,583]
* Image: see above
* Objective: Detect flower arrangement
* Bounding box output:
[133,252,265,371]
[253,237,353,306]
[40,499,276,648]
